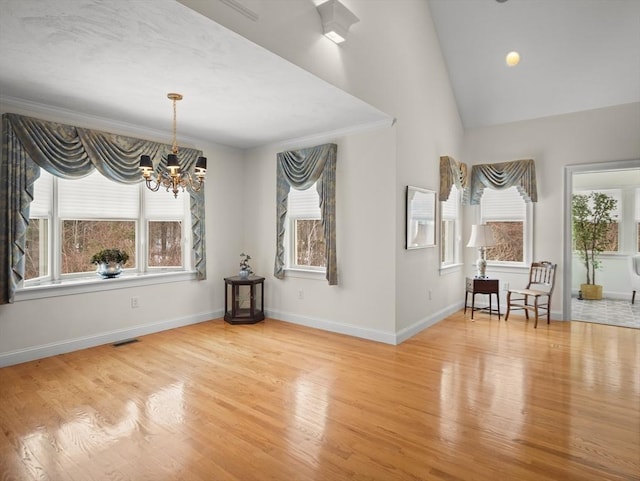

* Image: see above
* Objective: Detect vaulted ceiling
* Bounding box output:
[428,0,640,128]
[1,0,638,148]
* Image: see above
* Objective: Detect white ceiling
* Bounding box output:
[2,1,638,147]
[0,0,391,149]
[428,0,640,129]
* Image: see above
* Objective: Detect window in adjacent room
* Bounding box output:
[480,186,532,264]
[440,184,461,267]
[286,184,326,271]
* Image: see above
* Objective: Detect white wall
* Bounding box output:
[191,0,465,339]
[463,102,640,318]
[242,127,398,341]
[0,100,245,366]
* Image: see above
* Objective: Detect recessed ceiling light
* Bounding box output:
[505,51,520,66]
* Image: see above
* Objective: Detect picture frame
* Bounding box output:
[406,186,436,249]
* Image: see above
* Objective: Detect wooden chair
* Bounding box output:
[505,261,557,328]
[629,255,640,304]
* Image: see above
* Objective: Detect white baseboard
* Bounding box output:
[268,303,460,346]
[266,308,398,344]
[0,309,224,368]
[395,302,463,344]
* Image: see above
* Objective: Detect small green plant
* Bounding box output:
[91,248,130,265]
[572,192,617,285]
[239,252,253,274]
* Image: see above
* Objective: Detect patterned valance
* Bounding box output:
[439,156,468,202]
[0,113,206,305]
[274,143,337,285]
[468,158,537,205]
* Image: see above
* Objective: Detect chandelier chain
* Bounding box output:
[172,96,178,154]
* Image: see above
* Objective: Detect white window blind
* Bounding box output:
[481,187,525,221]
[441,185,459,220]
[287,184,320,218]
[58,171,139,219]
[144,186,188,219]
[30,169,53,217]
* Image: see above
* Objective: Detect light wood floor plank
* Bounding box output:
[1,312,638,480]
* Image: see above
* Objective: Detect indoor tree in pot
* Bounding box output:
[572,191,617,300]
[91,248,130,278]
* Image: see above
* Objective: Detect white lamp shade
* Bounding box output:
[467,224,496,248]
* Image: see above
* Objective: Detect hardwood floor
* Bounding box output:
[1,311,638,481]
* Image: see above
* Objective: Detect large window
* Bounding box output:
[480,186,532,264]
[286,184,326,271]
[440,184,461,267]
[23,169,190,286]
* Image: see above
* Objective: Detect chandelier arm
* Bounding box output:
[144,176,162,192]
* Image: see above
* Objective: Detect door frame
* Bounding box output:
[563,158,640,320]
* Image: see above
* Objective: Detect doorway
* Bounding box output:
[563,159,640,326]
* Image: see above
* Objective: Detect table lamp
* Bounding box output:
[467,224,495,278]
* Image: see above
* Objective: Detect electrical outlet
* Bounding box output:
[131,296,139,308]
[297,289,304,300]
[428,289,432,300]
[503,282,509,291]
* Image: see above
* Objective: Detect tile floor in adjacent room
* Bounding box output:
[571,297,640,329]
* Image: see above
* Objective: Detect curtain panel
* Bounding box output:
[439,155,468,202]
[0,113,206,305]
[274,143,337,285]
[468,158,538,205]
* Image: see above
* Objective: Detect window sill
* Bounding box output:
[439,263,463,275]
[484,263,530,275]
[15,270,198,301]
[284,267,326,280]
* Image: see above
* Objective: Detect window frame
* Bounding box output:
[287,216,326,273]
[283,182,327,277]
[440,184,462,269]
[17,171,196,298]
[478,187,534,268]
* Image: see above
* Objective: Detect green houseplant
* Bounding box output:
[572,192,617,300]
[91,248,130,278]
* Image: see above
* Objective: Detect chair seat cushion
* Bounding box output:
[509,288,549,297]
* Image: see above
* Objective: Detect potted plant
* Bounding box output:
[572,192,617,300]
[239,252,253,279]
[91,248,130,278]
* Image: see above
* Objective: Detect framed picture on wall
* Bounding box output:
[406,186,436,249]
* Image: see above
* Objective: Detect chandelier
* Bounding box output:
[139,93,207,198]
